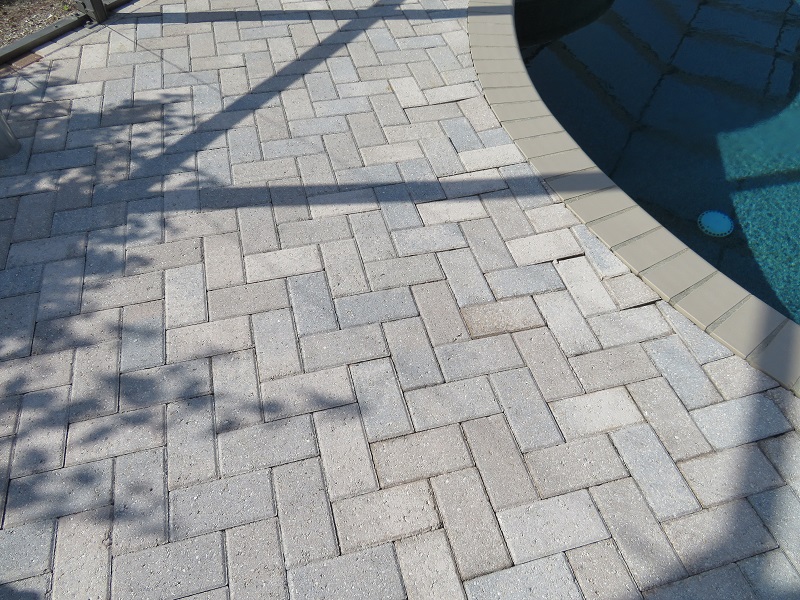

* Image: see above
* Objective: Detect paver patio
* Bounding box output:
[0,0,799,597]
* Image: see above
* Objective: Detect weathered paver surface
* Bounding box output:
[1,0,799,597]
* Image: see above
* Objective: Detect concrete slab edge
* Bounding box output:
[466,0,800,396]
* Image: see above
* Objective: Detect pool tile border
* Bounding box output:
[466,0,800,395]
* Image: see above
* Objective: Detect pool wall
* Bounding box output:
[467,0,800,395]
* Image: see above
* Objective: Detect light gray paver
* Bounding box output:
[0,520,55,585]
[314,404,378,501]
[273,457,339,568]
[5,4,800,598]
[461,297,543,337]
[364,254,443,291]
[526,435,628,498]
[395,530,466,600]
[627,377,712,461]
[226,519,287,600]
[643,565,757,600]
[245,245,322,282]
[497,489,609,563]
[611,424,700,520]
[489,368,564,451]
[351,210,396,261]
[607,273,662,310]
[462,414,538,510]
[485,263,565,298]
[461,217,515,271]
[280,216,350,248]
[334,287,418,327]
[761,431,800,491]
[65,405,163,465]
[113,448,167,556]
[643,335,723,409]
[691,393,791,449]
[431,468,512,579]
[550,387,643,439]
[412,280,470,346]
[218,415,317,476]
[656,300,732,364]
[37,257,83,321]
[11,386,69,478]
[33,306,120,355]
[321,239,369,297]
[211,349,261,433]
[166,315,252,363]
[678,444,783,506]
[663,500,776,574]
[0,574,51,599]
[567,540,643,600]
[349,358,413,442]
[287,544,405,600]
[252,308,302,381]
[288,271,338,336]
[406,376,501,430]
[513,328,583,400]
[536,290,601,356]
[372,424,472,487]
[739,550,800,600]
[384,316,444,390]
[417,197,486,225]
[51,506,111,600]
[393,224,467,256]
[750,486,800,571]
[507,230,581,265]
[5,460,113,526]
[437,248,495,307]
[111,533,225,600]
[165,263,206,328]
[82,271,162,312]
[300,323,388,371]
[590,478,688,590]
[121,300,164,372]
[589,304,672,348]
[170,468,276,540]
[703,355,779,400]
[166,395,216,490]
[261,367,356,421]
[570,344,659,393]
[465,554,583,600]
[119,358,211,411]
[332,480,440,553]
[203,232,244,289]
[435,334,523,381]
[207,280,289,320]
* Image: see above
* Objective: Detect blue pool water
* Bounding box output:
[525,0,800,322]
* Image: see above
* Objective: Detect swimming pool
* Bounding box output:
[525,0,800,322]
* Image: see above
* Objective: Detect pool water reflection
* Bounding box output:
[525,0,800,322]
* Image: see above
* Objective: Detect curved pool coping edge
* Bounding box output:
[466,0,800,395]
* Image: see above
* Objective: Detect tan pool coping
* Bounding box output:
[466,0,800,395]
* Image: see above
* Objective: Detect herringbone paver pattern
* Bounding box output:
[1,0,799,597]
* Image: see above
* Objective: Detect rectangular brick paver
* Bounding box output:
[372,424,473,487]
[169,468,276,540]
[112,533,225,600]
[431,468,512,580]
[287,544,405,600]
[497,490,609,563]
[405,376,501,430]
[465,554,583,600]
[332,480,440,553]
[273,457,339,568]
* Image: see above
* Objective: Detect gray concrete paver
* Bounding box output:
[0,1,798,598]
